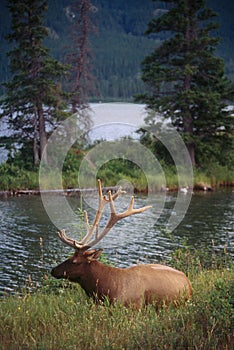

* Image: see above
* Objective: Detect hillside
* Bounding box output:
[0,0,233,101]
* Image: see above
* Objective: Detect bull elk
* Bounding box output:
[51,179,192,307]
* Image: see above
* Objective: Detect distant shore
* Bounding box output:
[0,181,233,197]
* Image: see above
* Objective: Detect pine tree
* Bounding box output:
[65,0,97,112]
[137,0,234,166]
[0,0,68,165]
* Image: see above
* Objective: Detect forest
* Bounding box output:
[0,0,234,100]
[0,0,233,189]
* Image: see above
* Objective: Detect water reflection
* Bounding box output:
[0,189,233,294]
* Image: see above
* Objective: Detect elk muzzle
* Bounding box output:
[51,266,67,279]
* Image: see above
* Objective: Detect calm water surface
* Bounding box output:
[0,189,233,294]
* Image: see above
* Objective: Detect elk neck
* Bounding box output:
[78,259,120,299]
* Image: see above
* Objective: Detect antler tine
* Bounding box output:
[111,185,126,200]
[57,180,152,250]
[114,195,152,220]
[58,229,83,249]
[57,180,123,249]
[79,179,124,245]
[85,191,152,247]
[78,210,93,245]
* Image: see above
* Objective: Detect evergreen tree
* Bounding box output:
[65,0,97,112]
[137,0,233,166]
[0,0,68,165]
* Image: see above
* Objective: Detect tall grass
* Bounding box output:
[0,156,233,192]
[1,247,233,350]
[0,163,39,191]
[193,163,234,188]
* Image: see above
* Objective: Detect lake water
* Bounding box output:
[0,188,233,294]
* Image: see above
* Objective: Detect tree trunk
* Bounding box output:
[183,16,196,167]
[72,101,78,114]
[184,110,196,166]
[186,143,196,167]
[37,104,47,163]
[33,110,39,165]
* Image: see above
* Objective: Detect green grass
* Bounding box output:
[1,247,233,350]
[0,156,233,192]
[0,163,39,191]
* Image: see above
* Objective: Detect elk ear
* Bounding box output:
[84,249,103,261]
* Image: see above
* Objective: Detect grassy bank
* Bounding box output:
[0,158,233,192]
[0,247,233,350]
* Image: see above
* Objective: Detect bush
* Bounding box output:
[0,162,39,190]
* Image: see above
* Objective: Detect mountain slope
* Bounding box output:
[0,0,233,100]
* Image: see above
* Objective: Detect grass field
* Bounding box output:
[1,246,233,350]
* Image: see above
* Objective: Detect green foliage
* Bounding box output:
[0,0,69,165]
[6,141,36,171]
[97,158,146,186]
[194,162,234,187]
[203,162,234,186]
[62,147,84,188]
[0,0,234,99]
[0,145,233,191]
[195,131,234,168]
[169,242,233,276]
[0,247,233,349]
[137,126,176,166]
[1,0,232,172]
[65,0,98,110]
[137,0,234,166]
[0,162,38,190]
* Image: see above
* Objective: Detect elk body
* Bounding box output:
[51,180,192,308]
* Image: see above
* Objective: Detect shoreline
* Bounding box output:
[0,186,119,197]
[0,182,233,197]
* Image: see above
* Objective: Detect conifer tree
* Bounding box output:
[0,0,68,165]
[66,0,97,113]
[137,0,233,166]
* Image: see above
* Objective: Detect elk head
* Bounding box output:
[51,179,152,282]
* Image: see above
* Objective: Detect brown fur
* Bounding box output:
[51,249,192,307]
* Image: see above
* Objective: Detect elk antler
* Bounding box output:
[58,179,152,249]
